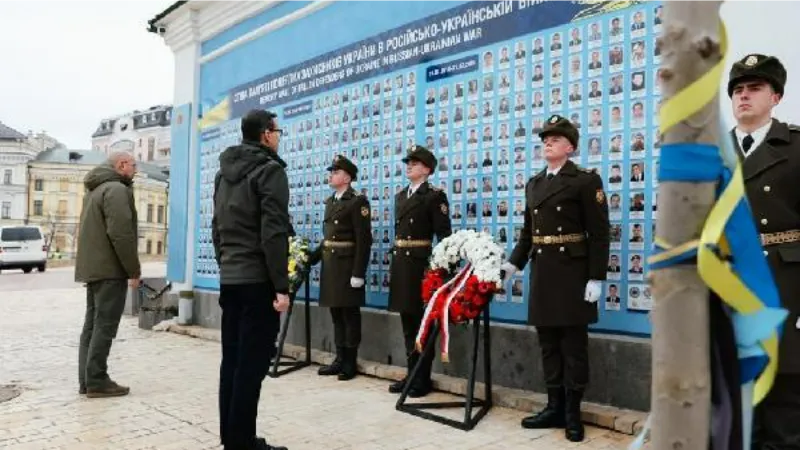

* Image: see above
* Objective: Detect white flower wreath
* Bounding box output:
[416,229,504,361]
[429,229,504,287]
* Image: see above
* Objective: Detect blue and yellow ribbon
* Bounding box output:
[647,20,785,406]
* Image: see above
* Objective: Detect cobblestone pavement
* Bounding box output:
[0,286,637,450]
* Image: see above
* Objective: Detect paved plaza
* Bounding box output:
[0,267,638,449]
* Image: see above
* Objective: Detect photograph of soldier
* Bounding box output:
[307,155,372,381]
[387,146,452,398]
[502,115,610,442]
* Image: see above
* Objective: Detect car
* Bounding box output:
[0,225,48,274]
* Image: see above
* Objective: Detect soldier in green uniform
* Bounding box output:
[502,115,609,442]
[387,145,452,398]
[308,155,372,381]
[727,53,800,449]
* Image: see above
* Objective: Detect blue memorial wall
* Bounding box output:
[193,1,663,336]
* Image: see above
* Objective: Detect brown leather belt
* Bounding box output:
[394,239,432,248]
[760,229,800,247]
[323,240,355,248]
[532,233,586,245]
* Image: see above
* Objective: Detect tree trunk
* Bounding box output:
[650,2,724,448]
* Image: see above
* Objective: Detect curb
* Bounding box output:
[161,323,648,436]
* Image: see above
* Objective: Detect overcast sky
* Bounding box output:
[0,1,174,149]
[0,1,798,150]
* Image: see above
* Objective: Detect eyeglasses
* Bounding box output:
[268,128,285,137]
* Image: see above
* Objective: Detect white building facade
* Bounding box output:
[91,105,173,168]
[0,122,39,226]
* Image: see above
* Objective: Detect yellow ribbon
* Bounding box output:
[657,20,777,405]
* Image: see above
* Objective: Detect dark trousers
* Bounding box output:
[330,306,361,348]
[401,309,434,382]
[752,374,800,449]
[536,325,589,391]
[78,279,128,390]
[218,283,280,447]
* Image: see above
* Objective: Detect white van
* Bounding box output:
[0,225,47,274]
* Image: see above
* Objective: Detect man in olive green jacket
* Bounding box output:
[75,151,141,398]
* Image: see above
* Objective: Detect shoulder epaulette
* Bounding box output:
[788,124,800,132]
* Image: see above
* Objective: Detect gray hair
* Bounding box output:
[106,151,134,166]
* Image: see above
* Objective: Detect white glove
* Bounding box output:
[501,262,518,284]
[584,280,602,303]
[350,277,365,289]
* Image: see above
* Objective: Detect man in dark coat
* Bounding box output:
[308,155,372,381]
[728,53,800,449]
[212,109,289,450]
[502,115,609,442]
[387,145,452,398]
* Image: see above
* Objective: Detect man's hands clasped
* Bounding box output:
[273,293,290,312]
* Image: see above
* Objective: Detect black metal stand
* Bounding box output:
[395,305,493,431]
[269,273,312,378]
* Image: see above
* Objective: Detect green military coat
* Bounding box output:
[509,160,610,326]
[309,188,372,308]
[388,182,452,313]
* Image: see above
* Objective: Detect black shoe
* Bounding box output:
[318,347,343,376]
[564,389,585,442]
[337,347,358,381]
[521,387,566,429]
[389,353,417,394]
[254,437,287,450]
[407,379,432,398]
[388,378,406,393]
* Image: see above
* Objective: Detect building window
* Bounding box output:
[147,204,154,223]
[138,138,142,148]
[59,180,68,192]
[3,169,11,185]
[1,202,10,219]
[33,200,43,217]
[148,137,155,161]
[57,200,67,217]
[146,240,152,254]
[34,179,43,191]
[157,241,163,255]
[157,205,164,224]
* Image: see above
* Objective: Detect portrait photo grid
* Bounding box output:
[194,3,663,327]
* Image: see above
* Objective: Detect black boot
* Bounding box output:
[521,387,566,429]
[564,389,585,442]
[318,346,343,376]
[338,347,358,381]
[389,353,417,393]
[408,351,433,398]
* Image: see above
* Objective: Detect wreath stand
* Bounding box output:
[269,271,312,378]
[395,303,493,431]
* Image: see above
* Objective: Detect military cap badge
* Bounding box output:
[745,55,758,67]
[550,115,559,124]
